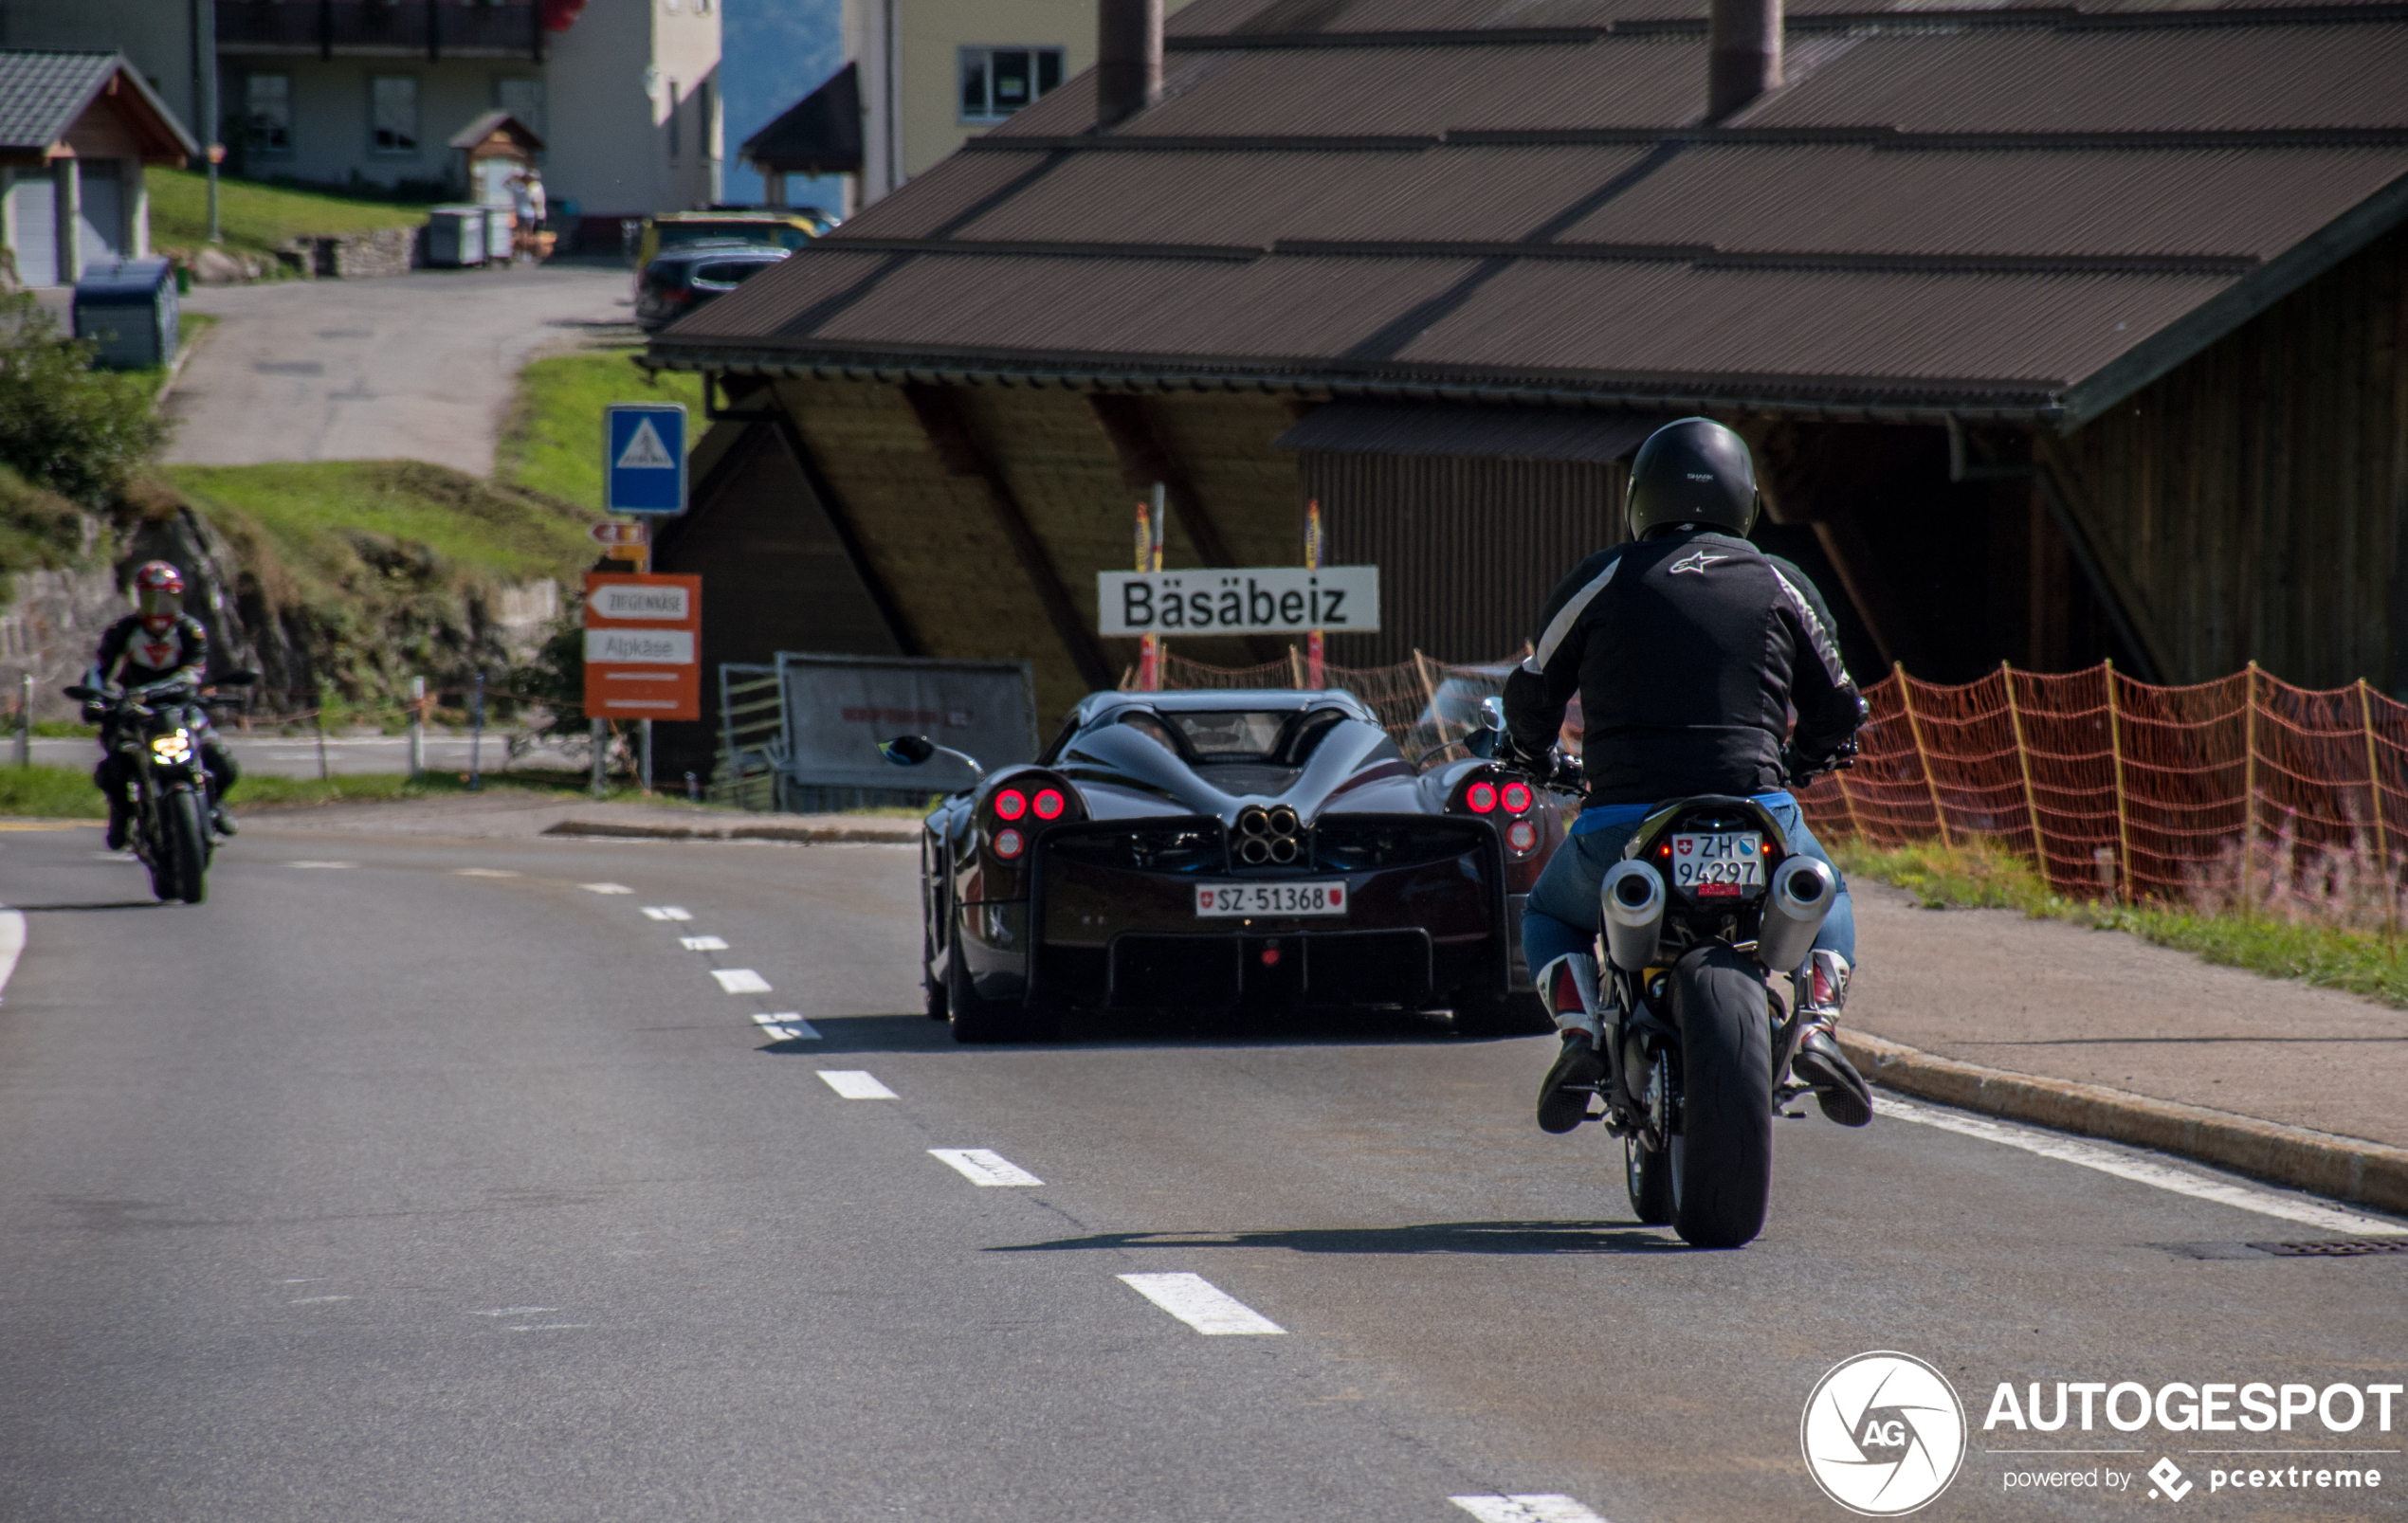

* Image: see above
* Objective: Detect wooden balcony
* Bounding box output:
[215,1,544,61]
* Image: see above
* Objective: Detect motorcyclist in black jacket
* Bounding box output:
[88,561,240,847]
[1504,418,1874,1132]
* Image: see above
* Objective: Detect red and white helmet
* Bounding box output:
[133,561,184,630]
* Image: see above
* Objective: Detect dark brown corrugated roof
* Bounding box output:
[649,0,2408,428]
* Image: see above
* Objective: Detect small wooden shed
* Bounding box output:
[447,110,546,208]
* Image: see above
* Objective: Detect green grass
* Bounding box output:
[167,462,594,585]
[0,763,709,820]
[146,167,431,260]
[497,352,704,512]
[0,764,104,818]
[1833,836,2408,1009]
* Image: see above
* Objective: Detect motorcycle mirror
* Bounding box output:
[879,734,937,767]
[1477,696,1507,732]
[62,684,98,701]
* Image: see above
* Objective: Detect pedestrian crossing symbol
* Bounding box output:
[604,403,687,515]
[615,417,675,469]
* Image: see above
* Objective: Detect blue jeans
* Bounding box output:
[1521,793,1854,976]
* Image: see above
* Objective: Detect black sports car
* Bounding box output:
[885,689,1568,1043]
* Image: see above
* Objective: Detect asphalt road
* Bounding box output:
[163,263,635,473]
[0,822,2400,1522]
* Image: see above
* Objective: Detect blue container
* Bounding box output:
[72,257,177,370]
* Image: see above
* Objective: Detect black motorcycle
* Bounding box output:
[65,674,255,905]
[1469,700,1843,1249]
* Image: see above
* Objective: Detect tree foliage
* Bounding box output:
[0,291,168,505]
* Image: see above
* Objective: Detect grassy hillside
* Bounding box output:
[146,167,431,260]
[498,352,705,511]
[169,461,593,583]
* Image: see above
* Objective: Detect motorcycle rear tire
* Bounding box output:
[946,947,1058,1044]
[1665,943,1772,1248]
[162,791,210,905]
[1624,1133,1673,1224]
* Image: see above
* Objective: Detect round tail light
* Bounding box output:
[1032,788,1065,820]
[1501,781,1533,814]
[1466,780,1498,814]
[992,826,1025,859]
[1506,819,1539,854]
[993,789,1027,821]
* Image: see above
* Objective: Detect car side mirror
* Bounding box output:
[880,734,936,767]
[62,684,98,702]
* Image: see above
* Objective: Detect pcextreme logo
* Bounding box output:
[1802,1351,1969,1515]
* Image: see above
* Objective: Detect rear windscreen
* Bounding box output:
[692,260,777,285]
[661,222,811,251]
[1166,711,1290,759]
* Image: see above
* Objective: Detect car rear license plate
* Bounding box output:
[1670,831,1764,897]
[1195,881,1348,917]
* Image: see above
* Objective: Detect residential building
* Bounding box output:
[0,1,721,224]
[1,50,196,286]
[844,0,1197,203]
[641,0,2408,762]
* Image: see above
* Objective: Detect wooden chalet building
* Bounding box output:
[641,0,2408,772]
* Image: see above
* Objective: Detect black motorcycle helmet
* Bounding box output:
[1625,417,1760,539]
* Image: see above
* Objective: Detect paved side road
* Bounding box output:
[163,263,635,474]
[0,821,2398,1522]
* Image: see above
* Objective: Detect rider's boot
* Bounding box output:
[104,795,131,852]
[1534,952,1607,1134]
[211,802,238,837]
[1788,950,1873,1128]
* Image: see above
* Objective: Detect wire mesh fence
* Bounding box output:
[1152,650,2405,929]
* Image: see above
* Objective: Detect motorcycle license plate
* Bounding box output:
[1670,832,1764,897]
[1195,881,1348,917]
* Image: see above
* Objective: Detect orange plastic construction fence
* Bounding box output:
[1147,651,2405,926]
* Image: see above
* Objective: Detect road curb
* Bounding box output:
[541,819,917,845]
[1839,1030,2408,1218]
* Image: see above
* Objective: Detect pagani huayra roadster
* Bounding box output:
[881,689,1569,1043]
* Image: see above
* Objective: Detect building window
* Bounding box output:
[371,75,419,155]
[959,47,1063,122]
[666,79,680,158]
[495,76,544,136]
[245,73,292,155]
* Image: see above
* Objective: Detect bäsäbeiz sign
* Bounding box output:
[1098,567,1379,637]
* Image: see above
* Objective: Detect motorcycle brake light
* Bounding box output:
[993,789,1027,821]
[1500,781,1533,814]
[1466,781,1498,814]
[1032,788,1065,820]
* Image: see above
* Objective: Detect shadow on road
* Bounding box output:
[12,900,162,914]
[757,1007,1525,1056]
[987,1220,1683,1256]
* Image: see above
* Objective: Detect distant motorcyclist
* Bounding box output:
[88,561,239,847]
[1504,419,1873,1132]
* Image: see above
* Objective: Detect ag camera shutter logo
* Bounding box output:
[1802,1351,1968,1515]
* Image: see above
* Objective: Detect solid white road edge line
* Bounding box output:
[1873,1096,2406,1236]
[581,882,633,895]
[751,1013,819,1039]
[1117,1272,1286,1335]
[1450,1496,1613,1523]
[817,1070,897,1099]
[0,908,23,1004]
[929,1149,1043,1187]
[641,906,693,921]
[679,934,729,951]
[711,969,773,994]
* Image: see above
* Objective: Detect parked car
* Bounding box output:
[635,245,793,330]
[883,688,1569,1043]
[632,209,830,271]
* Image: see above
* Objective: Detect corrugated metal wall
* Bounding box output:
[1302,451,1628,665]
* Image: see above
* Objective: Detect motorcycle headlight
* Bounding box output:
[151,730,192,763]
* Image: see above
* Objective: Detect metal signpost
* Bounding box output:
[594,403,690,790]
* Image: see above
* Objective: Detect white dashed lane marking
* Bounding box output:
[679,935,729,952]
[1117,1273,1286,1335]
[289,1296,352,1305]
[1450,1496,1613,1523]
[929,1149,1042,1187]
[469,1307,557,1317]
[712,969,772,994]
[1874,1097,2406,1236]
[581,882,633,895]
[454,868,520,879]
[0,907,24,1003]
[640,906,693,921]
[286,861,356,869]
[753,1013,818,1040]
[816,1070,896,1099]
